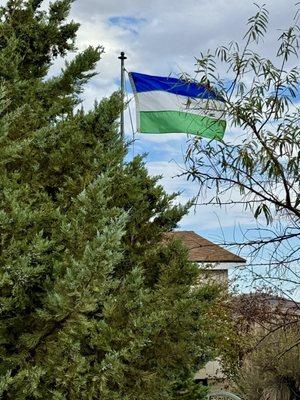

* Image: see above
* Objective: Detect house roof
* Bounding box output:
[166,230,246,263]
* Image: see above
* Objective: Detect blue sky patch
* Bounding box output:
[108,15,146,35]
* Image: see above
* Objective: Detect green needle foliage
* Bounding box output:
[0,1,223,399]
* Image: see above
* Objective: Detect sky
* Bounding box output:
[66,0,300,298]
[66,0,299,296]
[3,0,299,295]
[63,0,297,228]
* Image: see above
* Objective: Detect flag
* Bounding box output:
[129,72,226,140]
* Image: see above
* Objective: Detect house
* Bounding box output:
[167,231,299,391]
[167,230,246,387]
[167,230,246,285]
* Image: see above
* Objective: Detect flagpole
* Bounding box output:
[118,51,127,139]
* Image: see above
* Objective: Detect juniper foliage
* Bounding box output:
[0,1,221,399]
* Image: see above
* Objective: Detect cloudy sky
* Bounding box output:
[67,0,300,298]
[63,0,300,294]
[63,3,295,218]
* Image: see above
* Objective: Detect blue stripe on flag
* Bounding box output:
[129,72,223,100]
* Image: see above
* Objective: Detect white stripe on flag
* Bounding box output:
[136,90,225,120]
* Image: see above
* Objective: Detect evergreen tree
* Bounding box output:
[0,1,223,398]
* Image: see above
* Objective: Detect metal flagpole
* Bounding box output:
[118,51,127,139]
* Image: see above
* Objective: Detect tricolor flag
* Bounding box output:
[129,72,226,140]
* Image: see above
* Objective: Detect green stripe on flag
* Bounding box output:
[139,110,226,140]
